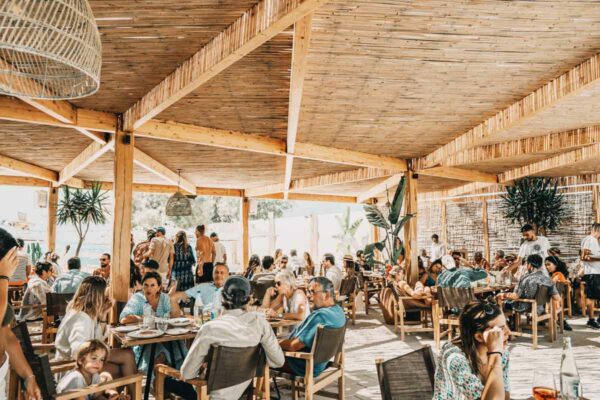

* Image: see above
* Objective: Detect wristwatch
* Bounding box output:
[278,313,283,319]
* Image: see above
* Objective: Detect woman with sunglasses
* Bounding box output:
[262,271,310,326]
[433,298,511,400]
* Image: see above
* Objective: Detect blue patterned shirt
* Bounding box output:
[120,292,172,320]
[438,268,487,288]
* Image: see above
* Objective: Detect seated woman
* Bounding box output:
[262,271,310,326]
[391,267,433,307]
[244,254,261,280]
[428,258,443,285]
[433,298,511,400]
[18,261,52,321]
[119,271,184,371]
[545,256,572,331]
[54,275,137,394]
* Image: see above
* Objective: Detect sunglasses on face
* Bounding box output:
[275,281,282,286]
[482,295,498,315]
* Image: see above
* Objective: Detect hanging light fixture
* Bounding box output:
[165,170,192,217]
[0,0,102,99]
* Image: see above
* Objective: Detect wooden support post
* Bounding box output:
[47,186,58,252]
[241,198,250,272]
[310,214,319,264]
[482,200,490,262]
[440,201,447,246]
[593,186,600,223]
[111,130,134,305]
[403,171,419,285]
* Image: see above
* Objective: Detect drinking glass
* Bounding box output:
[532,371,558,400]
[156,318,168,333]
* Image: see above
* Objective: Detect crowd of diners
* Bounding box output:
[2,220,600,400]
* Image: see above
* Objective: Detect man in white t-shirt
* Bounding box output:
[430,234,447,262]
[210,232,227,264]
[580,222,600,329]
[503,224,550,279]
[322,253,342,293]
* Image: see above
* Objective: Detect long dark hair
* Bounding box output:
[545,256,569,279]
[174,230,189,252]
[456,298,502,374]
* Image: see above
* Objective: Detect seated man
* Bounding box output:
[438,255,488,288]
[498,254,561,315]
[251,256,276,282]
[279,277,346,377]
[180,262,229,308]
[52,257,90,294]
[173,276,284,400]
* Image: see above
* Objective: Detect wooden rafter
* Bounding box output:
[0,153,57,182]
[424,53,600,167]
[357,173,404,203]
[123,0,328,131]
[499,143,600,183]
[244,183,286,198]
[293,142,407,170]
[290,168,397,191]
[284,13,313,198]
[58,140,115,185]
[417,166,498,183]
[419,126,600,169]
[133,149,196,195]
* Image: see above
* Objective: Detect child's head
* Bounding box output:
[75,340,109,375]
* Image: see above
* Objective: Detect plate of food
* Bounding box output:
[127,329,164,339]
[167,317,191,327]
[112,325,140,333]
[166,328,189,335]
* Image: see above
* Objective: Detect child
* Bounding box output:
[56,339,127,400]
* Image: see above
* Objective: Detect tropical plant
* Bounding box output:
[333,207,363,254]
[57,182,109,256]
[363,176,414,267]
[500,177,565,235]
[26,242,42,264]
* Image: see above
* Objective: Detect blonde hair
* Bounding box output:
[75,339,109,369]
[68,276,108,321]
[275,271,296,290]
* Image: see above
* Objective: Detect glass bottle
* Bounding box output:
[560,337,582,399]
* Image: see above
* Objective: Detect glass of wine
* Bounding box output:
[532,371,558,400]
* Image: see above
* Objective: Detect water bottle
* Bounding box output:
[560,337,582,399]
[143,303,155,330]
[193,299,204,327]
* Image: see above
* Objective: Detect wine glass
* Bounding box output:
[532,371,558,400]
[156,318,168,333]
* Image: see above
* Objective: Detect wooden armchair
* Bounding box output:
[42,293,73,343]
[387,285,436,341]
[433,287,476,350]
[154,344,270,400]
[502,285,556,349]
[376,346,436,400]
[250,278,275,306]
[357,271,382,315]
[338,277,357,324]
[272,325,346,400]
[579,281,600,318]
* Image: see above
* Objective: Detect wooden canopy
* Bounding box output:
[4,0,600,292]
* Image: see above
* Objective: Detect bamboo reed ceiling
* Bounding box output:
[4,1,600,196]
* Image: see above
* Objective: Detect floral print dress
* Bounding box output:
[433,342,510,399]
[172,243,195,291]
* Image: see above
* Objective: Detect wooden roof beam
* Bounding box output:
[132,149,196,195]
[423,53,600,168]
[88,181,242,197]
[284,13,313,199]
[245,183,286,198]
[123,0,328,131]
[290,167,397,191]
[0,153,58,182]
[357,173,404,203]
[499,143,600,184]
[58,140,115,186]
[293,142,408,170]
[417,166,498,184]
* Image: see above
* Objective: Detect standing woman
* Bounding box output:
[303,252,315,276]
[172,231,195,291]
[54,276,137,393]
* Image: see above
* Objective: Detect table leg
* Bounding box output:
[144,343,157,400]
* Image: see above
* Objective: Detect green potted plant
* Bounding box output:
[363,176,414,269]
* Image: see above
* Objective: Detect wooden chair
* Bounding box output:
[42,293,73,343]
[387,285,436,341]
[154,344,269,400]
[579,281,600,318]
[338,277,357,324]
[504,285,556,349]
[250,278,275,306]
[558,281,573,317]
[433,287,476,350]
[357,271,382,315]
[375,346,436,400]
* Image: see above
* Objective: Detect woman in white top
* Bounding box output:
[18,261,52,321]
[54,275,138,393]
[262,271,310,325]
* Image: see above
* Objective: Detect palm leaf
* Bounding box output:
[363,204,390,229]
[388,176,406,224]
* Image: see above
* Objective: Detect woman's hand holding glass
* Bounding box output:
[483,326,504,353]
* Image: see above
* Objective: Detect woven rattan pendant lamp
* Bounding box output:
[165,170,192,217]
[0,0,102,99]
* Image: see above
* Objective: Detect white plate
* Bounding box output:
[167,318,191,327]
[166,328,189,335]
[113,325,140,333]
[126,329,164,339]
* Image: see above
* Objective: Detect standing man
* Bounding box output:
[430,234,447,262]
[580,223,600,329]
[195,225,216,283]
[322,253,342,293]
[210,232,227,265]
[133,229,156,267]
[289,249,303,276]
[502,224,550,279]
[144,227,174,282]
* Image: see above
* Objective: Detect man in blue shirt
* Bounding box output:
[279,277,346,377]
[51,257,90,294]
[182,263,229,307]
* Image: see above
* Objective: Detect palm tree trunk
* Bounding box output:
[75,237,84,256]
